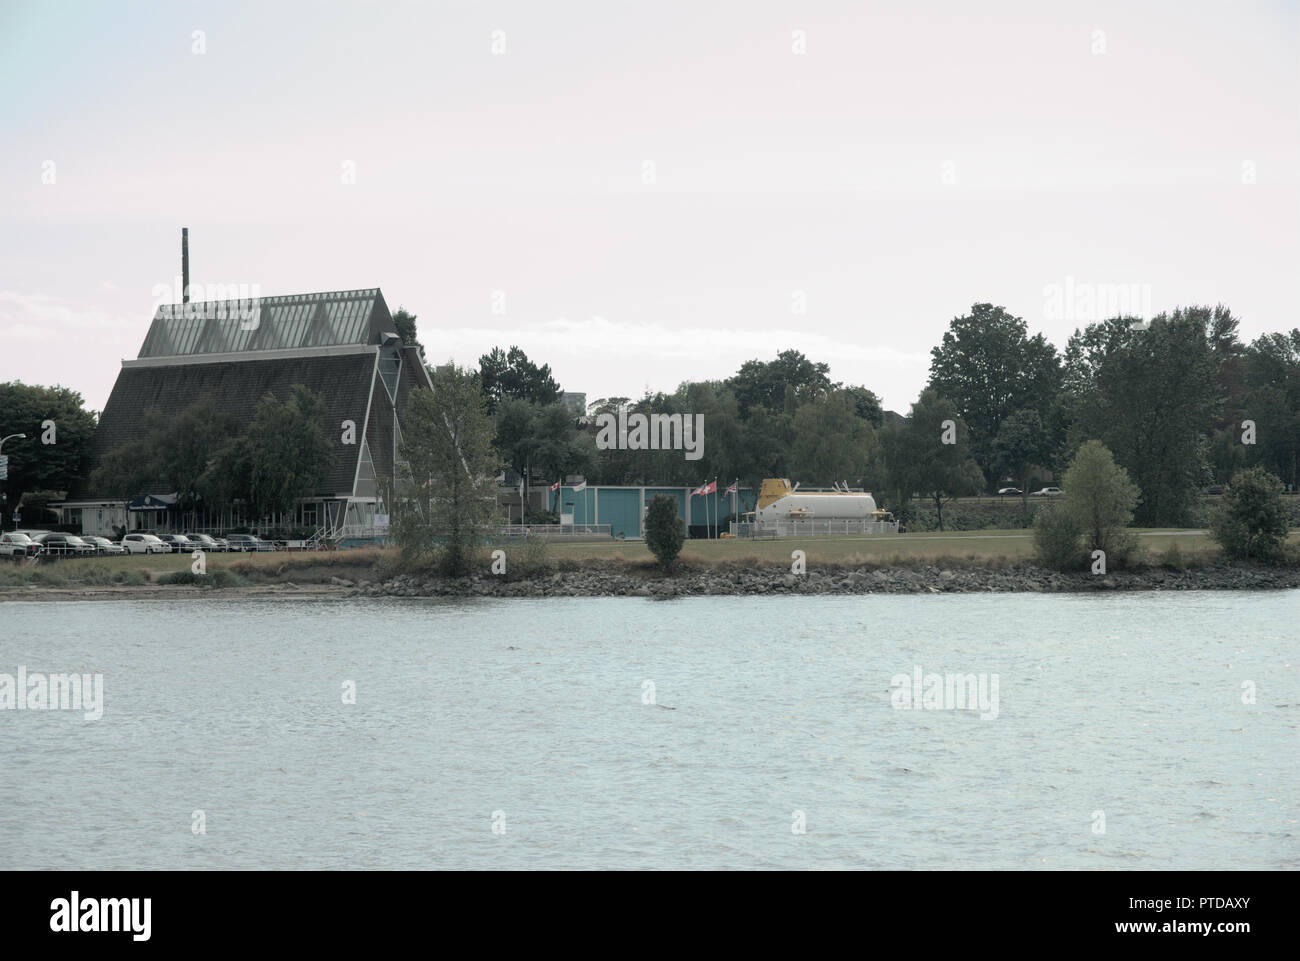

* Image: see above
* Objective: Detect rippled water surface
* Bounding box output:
[2,592,1297,869]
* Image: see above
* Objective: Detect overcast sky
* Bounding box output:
[2,0,1297,415]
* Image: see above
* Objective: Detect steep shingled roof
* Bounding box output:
[68,289,431,502]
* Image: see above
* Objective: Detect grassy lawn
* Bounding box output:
[4,530,1297,587]
[0,548,385,587]
[542,528,1249,567]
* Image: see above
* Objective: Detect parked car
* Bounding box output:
[122,533,169,554]
[84,536,126,556]
[0,532,42,558]
[156,534,197,553]
[997,487,1023,496]
[183,533,226,552]
[1029,487,1063,497]
[225,534,276,552]
[33,532,97,556]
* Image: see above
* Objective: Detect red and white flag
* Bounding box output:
[724,481,737,495]
[692,481,717,497]
[549,479,561,492]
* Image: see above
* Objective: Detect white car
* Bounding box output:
[122,533,169,554]
[1029,487,1063,497]
[0,532,42,557]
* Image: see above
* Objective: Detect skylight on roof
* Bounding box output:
[137,290,380,358]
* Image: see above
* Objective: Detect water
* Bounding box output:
[2,592,1296,870]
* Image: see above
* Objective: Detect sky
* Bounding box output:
[1,0,1297,416]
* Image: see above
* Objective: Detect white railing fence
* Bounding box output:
[496,524,612,540]
[733,519,900,538]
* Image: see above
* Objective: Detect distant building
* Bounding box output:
[543,482,756,539]
[59,288,430,538]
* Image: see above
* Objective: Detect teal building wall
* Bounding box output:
[554,485,756,538]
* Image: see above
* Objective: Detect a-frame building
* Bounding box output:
[61,288,430,539]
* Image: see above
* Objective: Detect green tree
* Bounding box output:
[1065,309,1221,525]
[200,434,253,514]
[391,307,424,360]
[671,380,746,487]
[843,385,885,427]
[1033,502,1085,571]
[0,381,98,523]
[885,390,984,531]
[90,401,235,505]
[1207,305,1246,433]
[495,399,589,498]
[162,399,241,509]
[738,405,796,486]
[927,304,1062,484]
[244,386,333,518]
[644,494,684,570]
[393,364,502,576]
[1209,467,1290,563]
[791,390,882,489]
[727,349,835,417]
[990,408,1052,510]
[90,435,158,499]
[1241,330,1300,489]
[477,346,562,413]
[1060,440,1139,565]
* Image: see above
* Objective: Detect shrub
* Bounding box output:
[1161,543,1186,571]
[157,570,241,588]
[1033,502,1085,570]
[644,495,684,571]
[1209,467,1290,563]
[504,535,553,578]
[1062,440,1140,567]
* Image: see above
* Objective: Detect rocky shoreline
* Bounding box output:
[4,564,1297,602]
[359,563,1300,598]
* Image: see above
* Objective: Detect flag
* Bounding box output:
[724,482,737,495]
[692,481,716,497]
[573,480,587,492]
[549,479,561,492]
